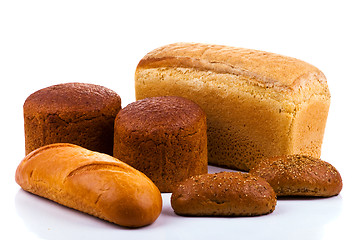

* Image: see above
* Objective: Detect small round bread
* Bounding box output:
[249,154,342,197]
[113,96,207,193]
[171,172,277,216]
[24,82,122,155]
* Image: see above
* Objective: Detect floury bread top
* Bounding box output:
[136,42,330,106]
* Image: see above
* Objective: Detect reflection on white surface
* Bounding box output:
[14,189,166,240]
[14,165,344,240]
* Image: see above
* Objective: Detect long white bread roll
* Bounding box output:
[15,143,162,228]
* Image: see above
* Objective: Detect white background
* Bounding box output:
[1,1,359,239]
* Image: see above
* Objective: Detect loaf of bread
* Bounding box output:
[171,172,276,216]
[113,96,207,193]
[15,143,162,228]
[135,43,330,171]
[249,154,342,197]
[24,82,122,155]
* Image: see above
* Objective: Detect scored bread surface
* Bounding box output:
[15,143,162,228]
[135,42,331,170]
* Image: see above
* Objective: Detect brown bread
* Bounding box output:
[113,96,207,193]
[249,154,342,197]
[24,82,122,155]
[171,172,276,216]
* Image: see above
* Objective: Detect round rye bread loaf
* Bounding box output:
[24,82,121,155]
[113,96,208,193]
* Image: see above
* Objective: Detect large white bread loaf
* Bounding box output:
[135,42,330,171]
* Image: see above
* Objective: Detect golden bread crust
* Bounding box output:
[15,143,162,228]
[135,43,331,170]
[137,42,328,93]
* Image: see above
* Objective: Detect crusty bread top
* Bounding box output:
[115,96,206,132]
[24,82,121,114]
[173,171,276,204]
[170,171,276,216]
[249,154,342,197]
[16,143,140,187]
[137,42,329,94]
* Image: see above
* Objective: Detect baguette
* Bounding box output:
[135,42,330,171]
[15,143,162,228]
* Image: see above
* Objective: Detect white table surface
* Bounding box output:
[1,1,359,239]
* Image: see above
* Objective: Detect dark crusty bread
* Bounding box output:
[135,42,330,171]
[15,143,162,228]
[249,154,342,197]
[171,172,276,216]
[24,82,122,155]
[113,96,208,193]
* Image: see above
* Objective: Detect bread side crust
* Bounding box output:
[113,96,208,192]
[23,83,122,155]
[136,68,330,170]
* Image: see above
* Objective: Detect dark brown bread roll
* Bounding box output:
[15,143,162,228]
[113,96,207,193]
[249,154,342,197]
[24,82,122,155]
[171,172,277,216]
